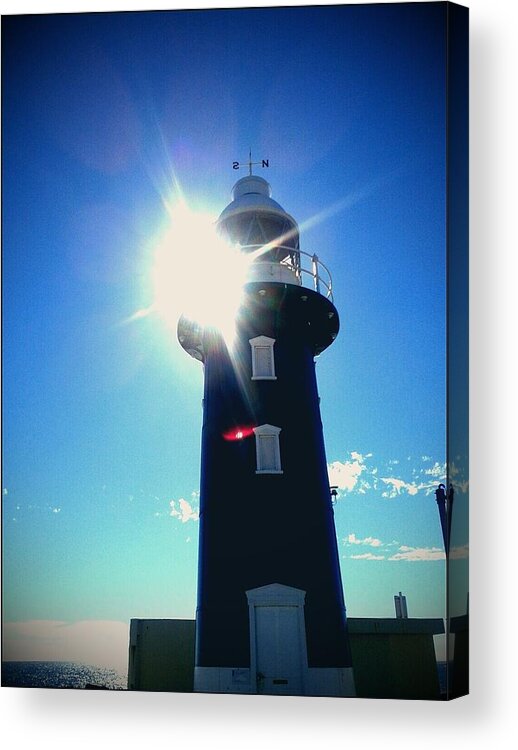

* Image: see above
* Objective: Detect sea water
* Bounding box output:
[2,661,126,690]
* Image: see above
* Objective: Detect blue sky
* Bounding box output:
[2,4,467,671]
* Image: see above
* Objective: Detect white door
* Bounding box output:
[254,605,303,695]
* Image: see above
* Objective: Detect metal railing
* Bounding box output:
[239,244,334,302]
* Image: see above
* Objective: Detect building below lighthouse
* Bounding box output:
[177,173,355,697]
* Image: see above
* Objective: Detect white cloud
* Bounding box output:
[388,546,445,561]
[170,497,199,523]
[2,620,129,675]
[345,533,383,547]
[2,488,8,496]
[424,462,446,478]
[328,454,366,492]
[343,533,451,563]
[364,536,383,547]
[350,451,371,461]
[328,452,453,500]
[446,462,469,493]
[450,544,469,559]
[349,553,385,560]
[419,481,444,496]
[449,461,461,477]
[380,477,419,497]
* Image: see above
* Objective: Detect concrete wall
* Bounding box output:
[347,618,444,700]
[128,619,195,692]
[128,617,444,699]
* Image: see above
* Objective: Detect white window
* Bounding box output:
[253,424,283,474]
[249,336,276,380]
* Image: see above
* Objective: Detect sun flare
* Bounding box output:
[150,200,251,346]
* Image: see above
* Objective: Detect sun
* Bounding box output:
[149,199,251,347]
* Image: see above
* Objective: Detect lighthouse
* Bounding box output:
[177,172,355,697]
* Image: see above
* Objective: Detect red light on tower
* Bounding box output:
[222,425,255,441]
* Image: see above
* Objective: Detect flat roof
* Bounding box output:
[347,618,445,635]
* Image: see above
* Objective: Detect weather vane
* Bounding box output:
[232,148,269,175]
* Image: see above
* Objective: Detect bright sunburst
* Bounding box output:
[143,198,252,347]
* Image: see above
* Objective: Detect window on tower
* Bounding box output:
[249,336,276,380]
[253,424,283,474]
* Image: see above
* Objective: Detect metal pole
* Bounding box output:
[447,483,454,555]
[435,483,448,553]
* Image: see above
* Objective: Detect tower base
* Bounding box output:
[194,583,355,697]
[193,665,356,697]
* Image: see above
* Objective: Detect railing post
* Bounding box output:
[312,254,320,295]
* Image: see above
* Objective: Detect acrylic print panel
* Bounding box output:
[1,2,468,699]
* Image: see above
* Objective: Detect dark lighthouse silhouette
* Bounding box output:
[178,171,355,696]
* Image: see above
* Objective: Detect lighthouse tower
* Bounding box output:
[178,173,355,697]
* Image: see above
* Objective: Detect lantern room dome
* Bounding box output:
[217,175,299,251]
[232,175,272,200]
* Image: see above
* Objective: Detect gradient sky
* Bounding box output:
[2,4,468,672]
